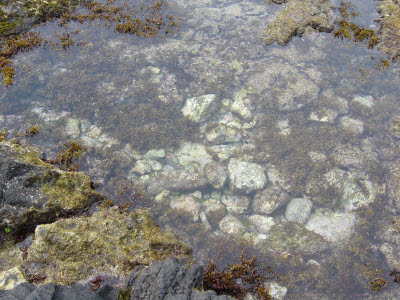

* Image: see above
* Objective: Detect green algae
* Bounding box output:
[0,242,22,273]
[24,207,192,285]
[39,170,97,210]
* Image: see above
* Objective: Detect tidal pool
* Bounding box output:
[1,0,400,298]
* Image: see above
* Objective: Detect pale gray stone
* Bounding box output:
[339,116,364,135]
[305,209,355,242]
[267,281,287,300]
[206,124,242,144]
[204,161,227,189]
[143,149,165,160]
[174,142,213,169]
[309,108,338,123]
[248,215,275,234]
[285,198,313,224]
[352,94,374,108]
[221,192,250,214]
[65,118,81,138]
[182,94,218,122]
[170,194,201,221]
[219,214,246,235]
[228,159,267,194]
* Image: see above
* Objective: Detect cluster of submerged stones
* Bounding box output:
[2,0,400,298]
[53,82,380,254]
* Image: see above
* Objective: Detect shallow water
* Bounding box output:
[2,0,400,298]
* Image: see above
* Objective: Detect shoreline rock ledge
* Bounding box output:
[0,140,235,299]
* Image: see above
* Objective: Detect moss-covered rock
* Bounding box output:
[24,207,191,285]
[0,141,103,234]
[377,0,400,61]
[262,0,334,46]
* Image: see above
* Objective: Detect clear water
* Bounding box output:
[1,0,400,298]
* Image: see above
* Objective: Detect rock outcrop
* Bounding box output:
[0,258,236,300]
[0,141,103,235]
[262,0,334,46]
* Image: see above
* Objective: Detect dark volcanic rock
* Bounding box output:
[0,282,118,300]
[0,141,103,234]
[124,257,234,300]
[0,258,235,300]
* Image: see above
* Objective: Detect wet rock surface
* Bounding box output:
[124,257,234,300]
[262,0,334,45]
[23,207,191,285]
[0,0,83,40]
[252,186,290,215]
[265,222,329,256]
[0,258,235,300]
[147,169,208,195]
[227,159,267,194]
[0,282,118,300]
[377,0,400,61]
[0,141,102,233]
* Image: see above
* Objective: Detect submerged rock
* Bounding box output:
[219,214,246,235]
[143,148,165,160]
[309,108,338,123]
[65,118,81,138]
[285,198,313,224]
[305,209,355,243]
[170,194,201,221]
[266,281,287,300]
[252,185,290,215]
[264,222,329,256]
[386,158,400,209]
[262,0,334,46]
[342,173,376,211]
[0,141,102,233]
[339,116,364,135]
[228,159,267,194]
[221,192,250,215]
[147,169,208,196]
[248,215,275,235]
[174,142,213,170]
[351,95,374,109]
[24,207,191,285]
[380,216,400,270]
[204,161,227,189]
[182,94,218,123]
[206,124,242,144]
[230,97,253,121]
